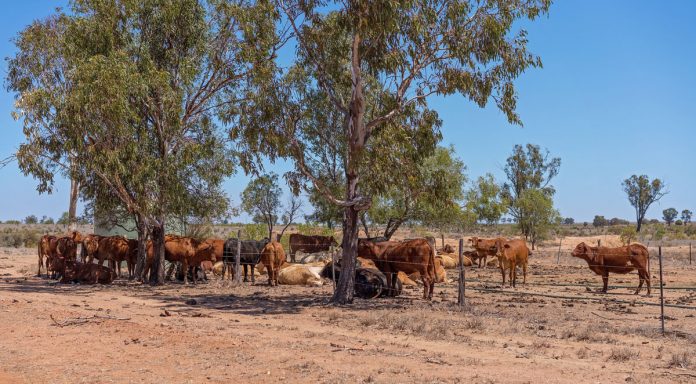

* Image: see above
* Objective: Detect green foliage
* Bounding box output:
[681,209,692,224]
[514,189,560,248]
[563,217,575,225]
[24,215,38,224]
[502,144,560,238]
[593,215,607,227]
[56,212,69,225]
[653,226,666,241]
[241,173,282,237]
[622,175,667,232]
[236,223,267,241]
[675,219,684,226]
[466,173,507,225]
[663,208,678,226]
[609,217,629,226]
[0,227,42,248]
[4,220,21,225]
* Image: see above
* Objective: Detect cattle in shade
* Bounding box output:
[57,258,114,285]
[37,235,57,277]
[571,242,650,295]
[359,238,436,300]
[81,234,103,263]
[288,234,338,263]
[223,238,269,282]
[145,235,215,284]
[95,236,138,279]
[260,240,286,286]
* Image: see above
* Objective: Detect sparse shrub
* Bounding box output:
[619,226,637,245]
[607,347,638,362]
[668,352,691,369]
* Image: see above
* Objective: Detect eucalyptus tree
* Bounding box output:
[466,173,507,226]
[8,0,280,284]
[622,175,667,232]
[7,14,82,231]
[237,0,551,303]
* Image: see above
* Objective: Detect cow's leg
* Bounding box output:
[601,267,609,293]
[522,262,527,285]
[481,255,486,268]
[499,264,505,287]
[290,250,295,263]
[509,260,515,288]
[644,268,651,296]
[183,259,190,285]
[37,251,43,277]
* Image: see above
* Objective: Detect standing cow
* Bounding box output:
[260,239,286,286]
[359,238,437,300]
[288,234,338,263]
[571,242,650,295]
[492,239,530,288]
[468,237,505,268]
[223,238,269,282]
[37,234,57,277]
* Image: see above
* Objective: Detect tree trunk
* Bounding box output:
[149,220,166,285]
[68,175,80,232]
[331,31,365,305]
[383,218,404,240]
[333,205,358,304]
[636,216,642,232]
[134,215,149,282]
[359,212,370,238]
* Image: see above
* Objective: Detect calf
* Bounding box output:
[468,237,505,268]
[37,235,57,277]
[571,242,650,295]
[492,239,529,288]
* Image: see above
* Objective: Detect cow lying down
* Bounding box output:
[278,264,323,287]
[56,259,114,285]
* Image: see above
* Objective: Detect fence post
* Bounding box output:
[658,245,665,336]
[556,238,563,264]
[690,243,692,265]
[597,239,601,247]
[234,229,241,284]
[458,238,465,307]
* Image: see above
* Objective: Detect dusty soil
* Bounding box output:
[1,239,695,384]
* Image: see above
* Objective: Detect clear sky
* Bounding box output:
[1,1,694,223]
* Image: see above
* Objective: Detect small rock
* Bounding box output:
[185,298,198,305]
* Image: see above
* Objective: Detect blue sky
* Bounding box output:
[0,1,694,223]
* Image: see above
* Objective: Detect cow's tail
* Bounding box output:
[428,242,437,283]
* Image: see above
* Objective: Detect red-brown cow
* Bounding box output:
[468,237,506,268]
[359,238,436,299]
[289,234,338,263]
[57,258,114,285]
[37,234,57,277]
[145,235,215,284]
[81,234,103,263]
[492,239,530,288]
[571,242,651,295]
[95,236,139,279]
[260,240,286,286]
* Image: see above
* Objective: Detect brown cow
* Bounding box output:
[468,237,505,268]
[260,239,286,286]
[37,234,57,277]
[95,236,138,279]
[289,234,338,263]
[571,242,651,295]
[146,235,215,284]
[57,258,114,285]
[359,238,436,299]
[81,234,103,263]
[492,239,530,288]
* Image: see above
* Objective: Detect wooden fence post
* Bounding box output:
[690,243,692,265]
[658,246,665,336]
[235,229,241,284]
[556,238,563,264]
[458,238,465,307]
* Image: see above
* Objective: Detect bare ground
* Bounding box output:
[0,240,695,384]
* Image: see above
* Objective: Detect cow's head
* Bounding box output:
[493,240,510,258]
[357,239,376,259]
[468,237,479,248]
[571,242,590,259]
[71,231,83,243]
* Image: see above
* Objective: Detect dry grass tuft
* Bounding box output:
[607,347,639,362]
[350,310,483,340]
[668,352,691,369]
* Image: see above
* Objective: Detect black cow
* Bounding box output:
[223,238,269,283]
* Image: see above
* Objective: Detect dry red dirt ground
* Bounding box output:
[1,239,695,383]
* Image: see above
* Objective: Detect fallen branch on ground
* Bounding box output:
[50,314,131,327]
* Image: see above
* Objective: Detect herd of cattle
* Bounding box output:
[35,231,652,297]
